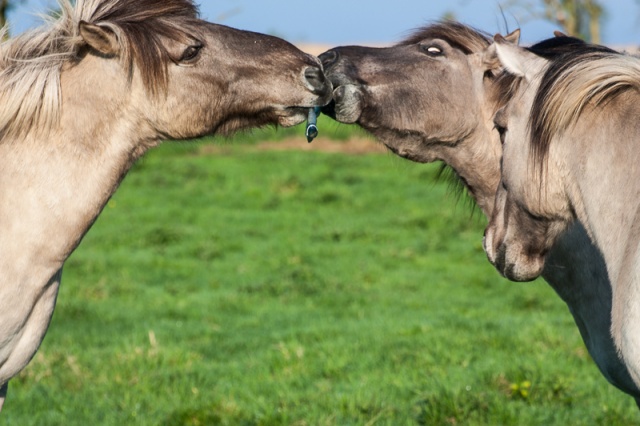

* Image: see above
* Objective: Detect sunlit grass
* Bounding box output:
[4,136,637,425]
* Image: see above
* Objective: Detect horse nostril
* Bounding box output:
[319,49,339,69]
[495,244,507,274]
[304,66,327,93]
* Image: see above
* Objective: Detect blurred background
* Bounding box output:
[2,0,640,48]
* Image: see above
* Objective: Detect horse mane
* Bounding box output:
[398,20,491,54]
[528,40,639,171]
[0,0,200,139]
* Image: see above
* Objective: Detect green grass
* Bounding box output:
[3,130,638,425]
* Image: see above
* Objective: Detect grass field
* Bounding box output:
[4,119,638,425]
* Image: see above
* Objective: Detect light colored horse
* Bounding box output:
[319,22,640,403]
[0,0,331,409]
[483,35,640,390]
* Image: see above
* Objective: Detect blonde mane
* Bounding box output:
[530,47,640,169]
[0,0,199,140]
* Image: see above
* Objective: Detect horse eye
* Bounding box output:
[494,123,507,143]
[179,44,202,63]
[500,176,508,191]
[424,45,442,56]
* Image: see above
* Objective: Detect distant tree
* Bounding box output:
[442,11,457,21]
[1,0,10,30]
[1,0,27,37]
[543,0,603,42]
[503,0,604,43]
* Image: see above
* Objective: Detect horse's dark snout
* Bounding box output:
[304,66,329,96]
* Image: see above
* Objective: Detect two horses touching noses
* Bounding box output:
[0,0,332,410]
[2,0,639,415]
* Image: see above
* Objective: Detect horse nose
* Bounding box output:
[319,49,339,69]
[304,66,328,95]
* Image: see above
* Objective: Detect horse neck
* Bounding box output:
[439,73,509,217]
[573,170,640,286]
[561,99,640,285]
[437,107,502,217]
[0,89,157,283]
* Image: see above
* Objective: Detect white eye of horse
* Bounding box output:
[428,47,441,54]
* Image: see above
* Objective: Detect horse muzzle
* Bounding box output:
[484,226,544,282]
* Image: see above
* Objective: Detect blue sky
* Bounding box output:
[7,0,640,46]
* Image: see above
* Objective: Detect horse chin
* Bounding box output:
[502,256,545,282]
[486,239,545,282]
[277,107,309,127]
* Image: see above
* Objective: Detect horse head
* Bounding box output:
[318,22,520,215]
[0,0,332,144]
[483,35,575,282]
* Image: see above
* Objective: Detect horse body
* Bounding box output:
[320,22,640,401]
[484,37,640,389]
[0,0,331,409]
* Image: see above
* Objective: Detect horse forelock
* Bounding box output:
[84,0,200,94]
[0,0,200,140]
[397,21,491,54]
[528,43,640,173]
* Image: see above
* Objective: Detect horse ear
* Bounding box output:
[481,30,520,73]
[554,30,568,38]
[79,21,120,57]
[504,29,521,45]
[493,34,546,81]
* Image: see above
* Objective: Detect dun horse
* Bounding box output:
[483,35,640,390]
[318,22,640,403]
[0,0,331,409]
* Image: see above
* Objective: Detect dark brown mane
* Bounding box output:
[492,70,521,113]
[87,0,201,95]
[528,39,619,171]
[397,21,491,54]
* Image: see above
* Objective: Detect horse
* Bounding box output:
[483,33,640,392]
[0,0,332,410]
[318,22,640,403]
